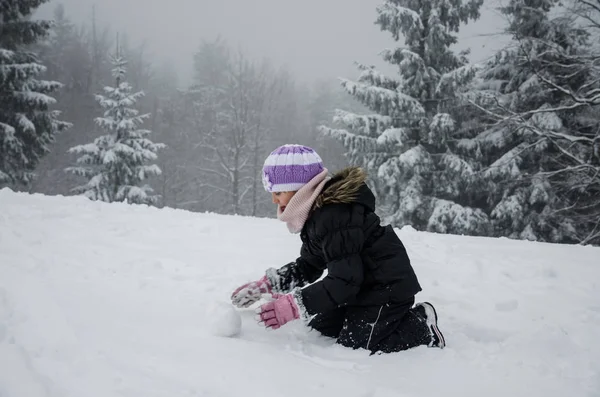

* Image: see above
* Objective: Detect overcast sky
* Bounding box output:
[36,0,511,86]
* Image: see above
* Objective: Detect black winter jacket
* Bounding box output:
[266,167,422,318]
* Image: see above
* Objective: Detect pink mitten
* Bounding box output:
[255,293,300,329]
[231,275,272,308]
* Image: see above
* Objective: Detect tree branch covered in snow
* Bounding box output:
[332,110,392,139]
[0,1,71,186]
[463,0,600,244]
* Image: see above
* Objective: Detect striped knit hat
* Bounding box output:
[262,144,325,192]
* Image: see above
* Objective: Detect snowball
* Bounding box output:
[207,301,242,337]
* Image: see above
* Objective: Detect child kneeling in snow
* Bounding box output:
[231,144,445,354]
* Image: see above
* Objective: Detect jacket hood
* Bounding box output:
[315,167,375,212]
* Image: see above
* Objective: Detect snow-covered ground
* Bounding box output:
[1,188,599,397]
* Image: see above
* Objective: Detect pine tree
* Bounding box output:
[460,0,593,243]
[0,0,71,186]
[66,50,165,205]
[320,0,487,235]
[28,4,97,197]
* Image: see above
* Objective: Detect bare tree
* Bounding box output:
[184,42,284,215]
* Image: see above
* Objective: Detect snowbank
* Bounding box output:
[1,188,598,397]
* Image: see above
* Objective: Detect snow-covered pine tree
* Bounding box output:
[560,0,600,245]
[320,0,489,235]
[66,50,165,205]
[459,0,593,243]
[0,0,71,186]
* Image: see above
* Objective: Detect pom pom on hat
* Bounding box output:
[262,144,325,192]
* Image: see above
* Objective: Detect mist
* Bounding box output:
[36,0,510,86]
[12,0,597,245]
[21,0,515,217]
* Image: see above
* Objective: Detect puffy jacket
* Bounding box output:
[266,167,422,318]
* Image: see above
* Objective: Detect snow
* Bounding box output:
[531,108,564,131]
[376,2,424,33]
[0,63,46,81]
[356,63,399,90]
[1,189,600,397]
[207,301,243,338]
[13,91,56,107]
[520,74,540,92]
[319,126,376,157]
[111,55,128,81]
[529,177,551,205]
[0,49,15,60]
[484,144,526,178]
[339,78,425,117]
[30,79,63,93]
[440,153,474,176]
[0,121,16,136]
[491,194,523,228]
[377,127,406,145]
[476,126,510,148]
[397,145,432,170]
[332,109,392,138]
[16,113,35,133]
[427,199,490,235]
[429,113,455,138]
[436,63,479,95]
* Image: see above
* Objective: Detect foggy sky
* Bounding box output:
[36,0,510,86]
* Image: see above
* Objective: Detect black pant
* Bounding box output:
[308,297,430,354]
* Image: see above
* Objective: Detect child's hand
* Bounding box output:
[231,275,272,308]
[255,293,300,330]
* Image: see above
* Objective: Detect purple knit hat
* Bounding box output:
[262,144,325,192]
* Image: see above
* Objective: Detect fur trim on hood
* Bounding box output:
[315,167,368,208]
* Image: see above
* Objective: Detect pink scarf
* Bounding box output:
[278,169,330,233]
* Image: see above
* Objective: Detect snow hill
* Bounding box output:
[1,188,599,397]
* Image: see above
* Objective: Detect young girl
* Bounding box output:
[230,144,445,354]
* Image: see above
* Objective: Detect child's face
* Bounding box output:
[271,191,296,213]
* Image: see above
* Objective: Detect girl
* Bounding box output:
[230,144,445,354]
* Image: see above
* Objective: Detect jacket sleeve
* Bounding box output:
[265,241,326,293]
[297,207,365,317]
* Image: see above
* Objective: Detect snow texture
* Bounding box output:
[332,109,392,138]
[377,127,406,145]
[530,108,564,131]
[484,144,526,179]
[376,2,424,38]
[427,199,490,235]
[0,189,599,397]
[437,64,480,96]
[207,301,242,337]
[339,78,425,117]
